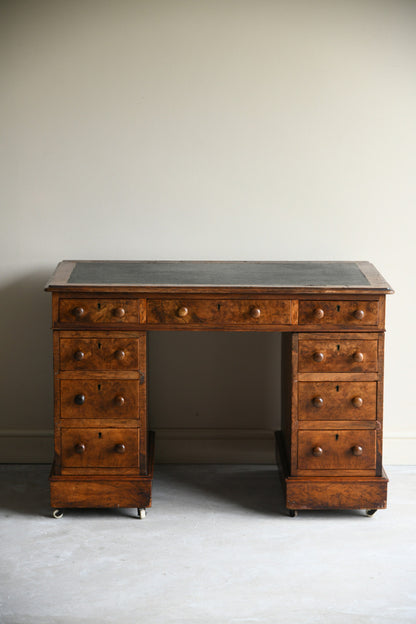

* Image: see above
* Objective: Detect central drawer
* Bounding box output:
[146,298,292,325]
[60,379,139,419]
[59,337,139,371]
[61,428,139,468]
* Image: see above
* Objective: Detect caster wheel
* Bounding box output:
[52,509,64,519]
[289,510,298,518]
[365,509,377,517]
[138,508,146,519]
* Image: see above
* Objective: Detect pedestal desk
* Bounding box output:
[45,261,393,518]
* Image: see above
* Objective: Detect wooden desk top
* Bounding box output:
[45,260,393,294]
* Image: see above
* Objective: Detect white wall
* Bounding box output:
[1,0,415,463]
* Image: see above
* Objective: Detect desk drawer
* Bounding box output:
[61,428,139,468]
[298,381,377,421]
[59,299,138,324]
[60,379,139,419]
[146,299,292,325]
[298,430,376,471]
[298,338,378,373]
[59,338,140,371]
[299,300,379,327]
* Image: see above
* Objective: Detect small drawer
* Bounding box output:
[299,300,379,326]
[298,381,377,421]
[59,338,139,371]
[298,430,376,471]
[61,428,138,468]
[298,338,378,373]
[146,298,292,325]
[59,299,138,324]
[60,379,139,419]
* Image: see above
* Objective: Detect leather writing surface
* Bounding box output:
[68,261,370,287]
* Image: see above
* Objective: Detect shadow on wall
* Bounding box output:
[148,331,281,431]
[0,270,53,430]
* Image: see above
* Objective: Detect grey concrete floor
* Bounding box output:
[0,465,415,624]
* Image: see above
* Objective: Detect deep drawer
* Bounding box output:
[146,298,292,325]
[60,379,139,419]
[298,381,377,421]
[298,338,378,373]
[59,338,140,371]
[299,300,379,326]
[59,299,139,324]
[61,428,139,468]
[298,430,376,471]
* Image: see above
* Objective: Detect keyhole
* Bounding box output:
[98,432,102,439]
[337,344,340,351]
[98,384,101,391]
[97,303,101,309]
[335,385,339,392]
[217,303,221,311]
[98,342,102,349]
[336,305,340,312]
[335,434,339,441]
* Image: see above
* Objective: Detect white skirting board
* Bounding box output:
[0,429,414,465]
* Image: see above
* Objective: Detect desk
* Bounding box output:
[46,261,393,517]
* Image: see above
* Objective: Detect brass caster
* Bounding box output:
[52,509,64,519]
[138,508,146,519]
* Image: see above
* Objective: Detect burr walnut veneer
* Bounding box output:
[45,261,393,517]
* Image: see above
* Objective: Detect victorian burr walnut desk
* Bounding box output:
[45,261,393,518]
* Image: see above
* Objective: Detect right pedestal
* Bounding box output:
[279,332,388,513]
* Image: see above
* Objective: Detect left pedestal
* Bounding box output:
[47,290,152,515]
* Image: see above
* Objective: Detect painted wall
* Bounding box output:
[1,0,415,463]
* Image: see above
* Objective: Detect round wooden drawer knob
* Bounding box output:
[313,352,325,362]
[353,309,365,320]
[114,395,125,406]
[312,396,324,408]
[351,445,363,456]
[73,307,85,318]
[177,306,189,318]
[74,393,85,405]
[74,443,86,454]
[115,349,125,360]
[352,351,364,363]
[114,443,126,454]
[113,307,126,318]
[351,396,363,408]
[250,307,261,319]
[313,308,325,320]
[74,350,85,361]
[312,446,323,457]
